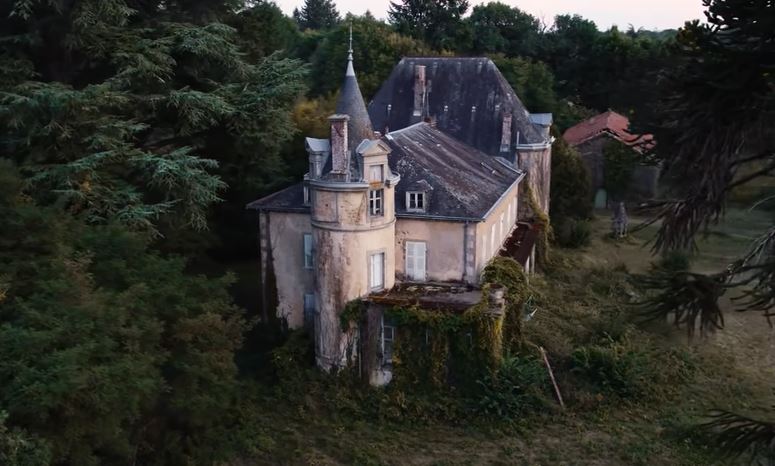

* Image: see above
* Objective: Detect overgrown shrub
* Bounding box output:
[571,334,651,398]
[555,218,592,248]
[482,257,530,349]
[473,355,549,420]
[271,330,316,384]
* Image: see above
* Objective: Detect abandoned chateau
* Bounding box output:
[248,47,554,384]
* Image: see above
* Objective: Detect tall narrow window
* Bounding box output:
[303,293,315,329]
[500,213,506,239]
[303,185,310,205]
[406,192,425,212]
[506,201,511,230]
[369,165,384,182]
[405,241,427,281]
[370,252,385,291]
[381,316,395,365]
[303,233,313,269]
[369,189,383,216]
[490,224,496,257]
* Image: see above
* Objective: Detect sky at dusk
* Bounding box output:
[275,0,706,31]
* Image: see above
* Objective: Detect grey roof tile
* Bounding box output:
[385,122,522,219]
[368,57,549,155]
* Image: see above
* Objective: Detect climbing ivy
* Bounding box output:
[525,184,553,269]
[340,298,367,329]
[342,258,534,391]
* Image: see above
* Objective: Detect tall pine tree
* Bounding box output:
[293,0,340,30]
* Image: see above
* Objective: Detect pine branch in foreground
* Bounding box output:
[700,410,775,463]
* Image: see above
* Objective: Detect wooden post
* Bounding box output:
[539,346,565,410]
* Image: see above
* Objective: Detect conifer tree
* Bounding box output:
[639,0,775,459]
[293,0,341,30]
[0,0,306,237]
[0,161,250,464]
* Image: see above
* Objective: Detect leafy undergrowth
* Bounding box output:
[236,214,770,466]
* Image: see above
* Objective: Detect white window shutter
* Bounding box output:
[406,243,416,279]
[416,242,426,281]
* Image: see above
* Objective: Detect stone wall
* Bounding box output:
[258,211,314,329]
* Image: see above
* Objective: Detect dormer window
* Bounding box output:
[406,191,426,212]
[369,164,384,183]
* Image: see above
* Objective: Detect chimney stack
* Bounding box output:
[329,114,350,174]
[413,65,426,118]
[500,113,513,153]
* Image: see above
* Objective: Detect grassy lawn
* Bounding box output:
[245,208,773,466]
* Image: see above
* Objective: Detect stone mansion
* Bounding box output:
[248,46,553,379]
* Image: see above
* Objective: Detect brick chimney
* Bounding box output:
[413,65,426,118]
[500,113,513,153]
[329,114,350,174]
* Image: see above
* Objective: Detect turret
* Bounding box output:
[309,28,399,371]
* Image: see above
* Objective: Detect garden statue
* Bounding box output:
[611,201,629,238]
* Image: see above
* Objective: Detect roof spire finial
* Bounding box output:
[346,22,355,77]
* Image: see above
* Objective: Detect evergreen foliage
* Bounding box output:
[467,2,541,57]
[293,0,340,31]
[0,163,251,464]
[388,0,471,51]
[549,128,593,235]
[0,0,306,244]
[602,140,637,202]
[309,15,433,98]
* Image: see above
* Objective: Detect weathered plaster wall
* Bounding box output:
[517,146,552,214]
[259,211,314,329]
[312,175,397,370]
[475,181,521,276]
[394,218,466,282]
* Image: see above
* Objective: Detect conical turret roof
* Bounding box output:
[335,33,374,152]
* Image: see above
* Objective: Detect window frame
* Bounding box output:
[303,293,315,328]
[490,223,497,257]
[368,164,384,183]
[381,315,395,365]
[405,240,427,282]
[406,191,426,212]
[303,233,314,269]
[369,188,384,217]
[369,251,386,291]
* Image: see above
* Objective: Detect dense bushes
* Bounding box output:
[0,167,252,465]
[571,334,651,397]
[554,218,592,248]
[474,355,549,420]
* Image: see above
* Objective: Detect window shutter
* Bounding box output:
[371,253,384,289]
[303,234,313,268]
[406,243,416,279]
[416,242,426,281]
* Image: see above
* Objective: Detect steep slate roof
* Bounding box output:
[385,122,522,220]
[368,57,548,156]
[337,60,375,151]
[246,182,308,213]
[248,123,524,218]
[563,110,655,153]
[319,56,376,181]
